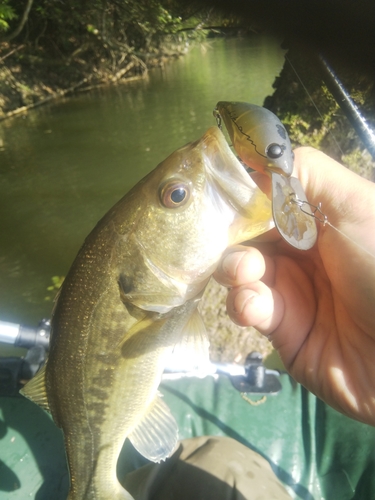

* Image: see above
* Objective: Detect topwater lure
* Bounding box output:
[214,101,318,250]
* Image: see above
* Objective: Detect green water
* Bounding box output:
[0,35,285,327]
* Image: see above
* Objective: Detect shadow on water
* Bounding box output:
[0,459,19,493]
[0,414,19,492]
[0,396,69,500]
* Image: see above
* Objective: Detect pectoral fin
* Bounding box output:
[128,393,178,462]
[166,308,210,373]
[19,364,50,412]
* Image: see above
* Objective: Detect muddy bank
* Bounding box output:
[0,40,189,120]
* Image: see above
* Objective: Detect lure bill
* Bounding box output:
[271,172,317,250]
[215,101,318,250]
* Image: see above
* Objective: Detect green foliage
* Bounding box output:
[282,86,339,150]
[45,275,64,301]
[0,0,216,119]
[266,49,375,179]
[341,147,374,180]
[0,0,205,63]
[0,0,17,32]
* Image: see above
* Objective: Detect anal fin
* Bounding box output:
[20,364,50,412]
[128,393,178,463]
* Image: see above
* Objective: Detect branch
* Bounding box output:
[0,76,93,121]
[0,44,25,62]
[3,0,35,42]
[110,60,135,82]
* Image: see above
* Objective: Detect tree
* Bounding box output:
[0,0,17,33]
[1,0,35,42]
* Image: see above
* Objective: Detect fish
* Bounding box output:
[215,101,318,250]
[21,126,273,500]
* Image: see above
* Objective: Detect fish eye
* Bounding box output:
[266,143,284,159]
[160,181,190,208]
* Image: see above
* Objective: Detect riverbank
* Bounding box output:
[0,38,190,120]
[0,0,212,119]
[2,40,374,180]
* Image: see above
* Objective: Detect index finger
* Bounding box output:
[213,245,267,288]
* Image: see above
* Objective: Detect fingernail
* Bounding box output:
[233,289,258,314]
[222,251,246,280]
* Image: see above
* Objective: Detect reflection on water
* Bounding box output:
[0,36,285,327]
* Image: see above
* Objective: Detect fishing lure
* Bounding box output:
[214,101,317,250]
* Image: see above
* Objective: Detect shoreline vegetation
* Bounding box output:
[0,0,208,120]
[0,0,373,173]
[0,1,373,175]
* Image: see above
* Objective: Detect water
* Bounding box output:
[0,35,285,328]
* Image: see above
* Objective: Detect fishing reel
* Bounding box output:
[0,319,50,396]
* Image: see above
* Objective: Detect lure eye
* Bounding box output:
[266,143,284,159]
[160,181,190,208]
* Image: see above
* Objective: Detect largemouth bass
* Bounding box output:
[21,126,273,500]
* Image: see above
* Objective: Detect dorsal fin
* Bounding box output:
[20,364,50,412]
[128,393,178,463]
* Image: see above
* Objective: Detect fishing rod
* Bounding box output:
[0,318,50,350]
[284,46,375,173]
[0,318,281,398]
[316,54,375,165]
[275,47,375,260]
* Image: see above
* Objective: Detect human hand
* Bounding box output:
[214,147,375,426]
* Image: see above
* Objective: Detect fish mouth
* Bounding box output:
[200,127,268,211]
[199,127,273,245]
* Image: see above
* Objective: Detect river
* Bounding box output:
[0,35,285,332]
